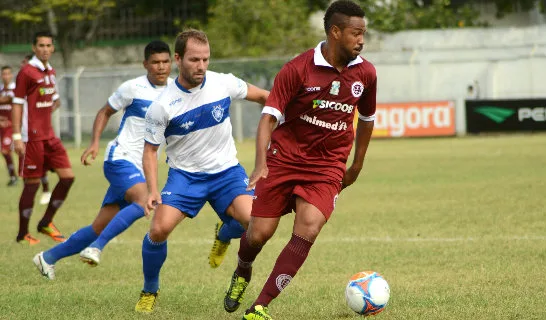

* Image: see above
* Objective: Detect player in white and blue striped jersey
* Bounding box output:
[33,41,173,280]
[134,30,269,313]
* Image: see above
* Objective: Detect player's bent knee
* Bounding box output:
[149,223,171,243]
[246,229,273,247]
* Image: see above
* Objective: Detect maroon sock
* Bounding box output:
[41,175,50,192]
[254,233,313,307]
[38,177,74,227]
[2,153,15,178]
[18,183,40,239]
[235,232,264,281]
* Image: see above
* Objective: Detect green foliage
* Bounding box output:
[356,0,485,33]
[205,0,320,58]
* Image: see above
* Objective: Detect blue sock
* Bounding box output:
[42,225,98,264]
[217,219,245,243]
[142,233,167,293]
[89,203,145,250]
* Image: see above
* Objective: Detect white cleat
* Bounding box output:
[39,192,52,205]
[80,247,101,267]
[33,252,55,280]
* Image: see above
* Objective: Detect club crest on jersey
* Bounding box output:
[330,81,340,95]
[212,105,224,122]
[351,81,364,98]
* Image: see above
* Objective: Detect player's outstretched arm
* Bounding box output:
[244,83,269,106]
[143,142,161,216]
[81,104,117,166]
[342,119,374,189]
[247,113,277,191]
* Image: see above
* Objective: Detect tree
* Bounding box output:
[1,0,116,69]
[205,0,320,58]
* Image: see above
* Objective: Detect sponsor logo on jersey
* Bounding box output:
[39,87,56,96]
[212,105,224,122]
[169,97,182,106]
[305,86,321,92]
[329,81,340,95]
[180,121,194,130]
[161,191,172,196]
[300,114,348,131]
[312,99,354,114]
[351,81,364,98]
[36,101,54,108]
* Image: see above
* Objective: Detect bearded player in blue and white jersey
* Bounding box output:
[134,29,269,312]
[33,40,173,280]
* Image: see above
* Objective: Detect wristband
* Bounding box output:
[12,133,22,141]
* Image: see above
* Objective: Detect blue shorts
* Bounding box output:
[102,160,146,209]
[161,164,253,220]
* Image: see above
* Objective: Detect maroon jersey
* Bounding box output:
[0,82,15,119]
[13,57,59,142]
[263,42,377,182]
[263,42,377,181]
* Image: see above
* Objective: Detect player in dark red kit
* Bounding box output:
[223,1,377,319]
[0,66,17,186]
[12,31,74,245]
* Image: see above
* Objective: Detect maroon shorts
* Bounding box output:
[251,165,342,220]
[0,126,12,152]
[19,137,71,178]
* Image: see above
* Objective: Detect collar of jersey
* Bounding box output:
[28,56,53,71]
[313,41,363,68]
[175,76,206,94]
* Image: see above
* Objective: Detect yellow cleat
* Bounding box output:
[135,290,159,313]
[209,221,230,268]
[242,305,273,320]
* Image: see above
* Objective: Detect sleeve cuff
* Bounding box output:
[144,140,161,146]
[12,97,25,105]
[358,113,376,121]
[262,106,283,121]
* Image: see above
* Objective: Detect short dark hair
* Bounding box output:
[1,66,12,72]
[324,1,365,34]
[33,31,54,45]
[144,40,171,60]
[174,29,208,57]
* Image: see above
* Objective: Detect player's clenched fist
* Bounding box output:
[81,143,99,166]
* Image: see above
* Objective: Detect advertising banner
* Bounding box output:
[361,101,456,138]
[466,99,546,133]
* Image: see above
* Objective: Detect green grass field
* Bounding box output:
[0,135,545,320]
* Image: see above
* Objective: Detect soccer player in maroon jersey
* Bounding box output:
[0,66,17,186]
[223,1,377,319]
[12,31,74,245]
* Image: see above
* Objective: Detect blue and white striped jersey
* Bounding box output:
[144,71,247,173]
[104,75,172,171]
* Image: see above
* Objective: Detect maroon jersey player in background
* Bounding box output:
[12,31,74,245]
[0,66,17,186]
[223,1,377,319]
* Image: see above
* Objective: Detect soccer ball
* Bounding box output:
[345,271,390,316]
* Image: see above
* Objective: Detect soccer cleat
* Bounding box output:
[17,233,40,245]
[135,291,159,313]
[209,221,230,268]
[242,305,273,320]
[38,223,66,242]
[80,247,101,266]
[39,192,52,205]
[224,272,249,313]
[33,252,55,280]
[7,177,17,187]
